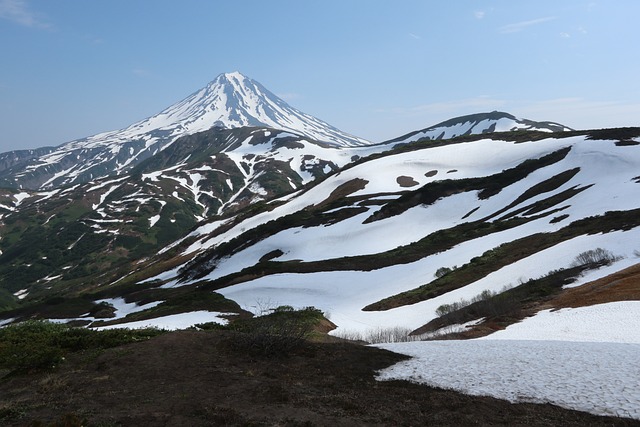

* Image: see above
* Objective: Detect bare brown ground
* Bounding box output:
[547,262,640,309]
[1,330,638,426]
[396,175,419,187]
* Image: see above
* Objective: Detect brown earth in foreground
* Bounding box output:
[1,330,639,426]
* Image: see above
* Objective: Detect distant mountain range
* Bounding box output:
[2,71,638,354]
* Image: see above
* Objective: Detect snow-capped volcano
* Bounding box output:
[149,72,370,147]
[0,72,369,190]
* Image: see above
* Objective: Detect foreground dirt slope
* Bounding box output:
[1,330,638,426]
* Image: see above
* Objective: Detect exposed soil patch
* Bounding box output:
[425,169,438,177]
[548,262,640,309]
[313,178,368,210]
[396,175,419,187]
[0,330,637,426]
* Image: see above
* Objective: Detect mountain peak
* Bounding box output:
[167,71,370,147]
[218,71,248,81]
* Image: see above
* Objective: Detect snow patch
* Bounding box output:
[93,310,232,330]
[377,339,640,420]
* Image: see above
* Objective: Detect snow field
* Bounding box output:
[483,301,640,343]
[164,137,578,283]
[376,339,640,420]
[216,223,640,336]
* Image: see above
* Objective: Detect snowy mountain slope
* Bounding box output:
[0,72,370,190]
[95,127,640,337]
[0,112,575,304]
[387,111,573,145]
[0,126,389,301]
[0,146,55,175]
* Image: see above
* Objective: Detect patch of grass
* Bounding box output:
[88,289,245,328]
[0,403,29,422]
[0,287,18,312]
[30,412,88,427]
[0,296,101,322]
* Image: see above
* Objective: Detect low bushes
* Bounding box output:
[435,289,501,318]
[570,248,621,268]
[413,264,594,337]
[0,321,163,373]
[227,306,324,356]
[333,326,418,344]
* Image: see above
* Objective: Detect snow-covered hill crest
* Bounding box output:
[388,111,573,145]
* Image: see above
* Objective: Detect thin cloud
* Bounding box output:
[408,33,421,40]
[0,0,50,29]
[474,11,485,20]
[499,16,557,34]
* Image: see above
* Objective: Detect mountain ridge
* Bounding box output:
[386,110,573,144]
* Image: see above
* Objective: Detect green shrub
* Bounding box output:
[229,306,323,356]
[435,289,499,318]
[0,321,163,373]
[434,266,454,278]
[0,321,67,372]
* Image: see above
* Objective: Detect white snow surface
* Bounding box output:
[376,339,640,420]
[93,310,231,331]
[484,301,640,343]
[375,302,640,419]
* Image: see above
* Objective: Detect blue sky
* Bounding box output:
[0,0,638,151]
